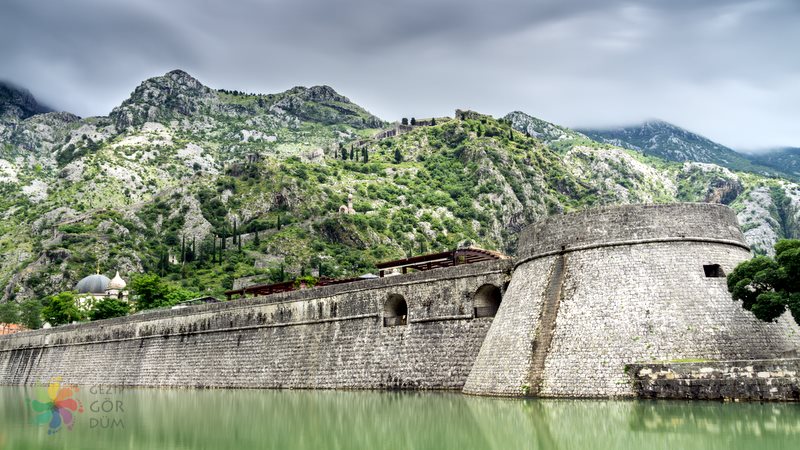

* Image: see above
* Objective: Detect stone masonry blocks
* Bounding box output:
[0,260,511,390]
[466,203,800,398]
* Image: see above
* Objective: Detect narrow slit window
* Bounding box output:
[703,264,725,278]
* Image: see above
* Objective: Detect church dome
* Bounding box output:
[75,274,111,294]
[108,271,127,290]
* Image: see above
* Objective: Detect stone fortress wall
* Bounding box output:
[463,203,800,398]
[2,203,799,399]
[0,260,511,390]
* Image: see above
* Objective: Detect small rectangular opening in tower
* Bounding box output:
[703,264,725,278]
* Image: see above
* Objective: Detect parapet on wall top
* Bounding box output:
[464,203,800,398]
[516,203,749,261]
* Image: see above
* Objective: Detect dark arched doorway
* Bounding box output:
[384,294,408,327]
[474,284,502,318]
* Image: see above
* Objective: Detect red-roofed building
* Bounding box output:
[0,323,28,335]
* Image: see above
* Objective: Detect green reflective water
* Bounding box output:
[1,386,799,450]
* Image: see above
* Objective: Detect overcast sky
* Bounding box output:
[1,0,798,150]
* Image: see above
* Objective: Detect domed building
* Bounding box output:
[74,271,129,311]
[107,271,127,296]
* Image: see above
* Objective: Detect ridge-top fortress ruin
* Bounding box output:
[2,203,799,400]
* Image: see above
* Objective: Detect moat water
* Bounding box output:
[1,386,798,449]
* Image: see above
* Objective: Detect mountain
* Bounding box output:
[0,81,52,121]
[1,71,799,305]
[576,120,791,179]
[744,147,800,179]
[503,111,586,144]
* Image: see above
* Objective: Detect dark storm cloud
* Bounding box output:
[1,0,798,149]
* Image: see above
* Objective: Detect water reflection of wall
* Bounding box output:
[2,387,800,449]
[464,396,800,450]
[628,401,800,437]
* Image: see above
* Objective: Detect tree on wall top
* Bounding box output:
[42,292,83,326]
[89,298,130,321]
[728,239,800,325]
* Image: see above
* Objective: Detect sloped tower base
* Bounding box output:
[464,203,800,398]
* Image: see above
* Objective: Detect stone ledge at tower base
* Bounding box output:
[628,359,800,401]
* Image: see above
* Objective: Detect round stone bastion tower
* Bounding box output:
[463,203,800,398]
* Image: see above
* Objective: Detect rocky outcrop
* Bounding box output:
[0,81,52,121]
[273,85,384,128]
[110,70,216,129]
[737,183,800,255]
[678,163,743,205]
[505,111,584,144]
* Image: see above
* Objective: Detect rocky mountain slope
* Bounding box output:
[1,71,799,303]
[745,147,800,179]
[577,120,792,180]
[0,81,52,121]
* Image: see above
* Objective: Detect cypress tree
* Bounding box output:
[160,248,167,276]
[394,148,402,163]
[350,146,354,160]
[362,148,368,163]
[341,146,347,160]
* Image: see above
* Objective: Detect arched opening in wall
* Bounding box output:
[384,294,408,327]
[474,284,502,318]
[704,264,725,278]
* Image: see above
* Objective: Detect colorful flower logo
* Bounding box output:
[27,377,84,435]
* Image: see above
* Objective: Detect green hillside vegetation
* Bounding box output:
[1,71,799,321]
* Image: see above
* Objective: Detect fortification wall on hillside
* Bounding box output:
[0,260,511,390]
[464,203,800,398]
